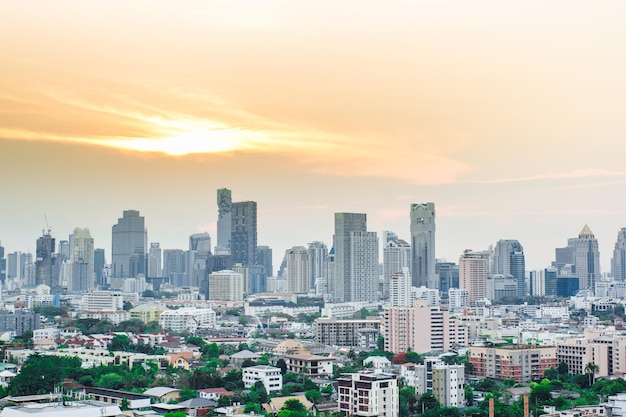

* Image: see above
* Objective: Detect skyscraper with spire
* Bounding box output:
[555,225,600,291]
[611,228,626,281]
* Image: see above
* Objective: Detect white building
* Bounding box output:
[242,365,283,392]
[414,358,465,408]
[448,288,469,311]
[80,310,130,325]
[33,328,60,341]
[389,268,411,307]
[384,239,411,300]
[338,371,398,417]
[159,308,217,333]
[208,270,244,301]
[410,286,440,306]
[283,353,335,377]
[286,246,310,294]
[82,291,124,311]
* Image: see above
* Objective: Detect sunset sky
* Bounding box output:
[2,1,626,272]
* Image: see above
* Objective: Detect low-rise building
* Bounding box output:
[338,371,398,417]
[315,317,382,349]
[159,308,216,333]
[242,365,283,392]
[470,344,557,383]
[283,353,335,377]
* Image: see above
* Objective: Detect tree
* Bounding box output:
[276,358,288,375]
[305,389,322,403]
[585,362,600,386]
[558,361,569,378]
[178,388,198,401]
[244,403,263,414]
[109,334,132,352]
[377,336,385,351]
[392,352,408,364]
[417,392,440,413]
[241,358,256,368]
[97,373,125,390]
[282,399,307,412]
[8,354,81,395]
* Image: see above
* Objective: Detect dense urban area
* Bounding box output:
[1,189,626,417]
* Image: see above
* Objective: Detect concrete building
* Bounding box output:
[612,228,626,281]
[129,303,167,323]
[308,241,328,290]
[159,307,216,333]
[208,270,244,301]
[283,353,335,377]
[412,358,465,408]
[436,261,459,294]
[383,239,411,299]
[257,245,273,278]
[35,232,56,288]
[242,365,282,392]
[286,246,310,294]
[493,239,526,297]
[384,300,468,354]
[555,225,601,290]
[459,250,489,305]
[389,267,411,307]
[231,201,257,267]
[487,274,519,301]
[0,311,40,336]
[410,203,436,289]
[338,371,398,417]
[315,317,383,349]
[82,291,124,311]
[448,288,469,311]
[469,344,557,383]
[216,188,233,251]
[69,227,95,291]
[111,210,147,279]
[148,242,162,278]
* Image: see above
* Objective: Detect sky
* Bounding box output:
[2,1,626,273]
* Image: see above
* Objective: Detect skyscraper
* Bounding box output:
[189,232,211,252]
[148,243,162,278]
[555,225,601,290]
[286,246,310,294]
[257,245,273,278]
[111,210,147,279]
[69,227,95,290]
[308,241,328,289]
[493,239,526,297]
[216,188,232,251]
[35,231,56,288]
[334,213,378,302]
[436,261,459,293]
[0,243,5,284]
[163,249,186,285]
[188,233,211,287]
[383,239,411,299]
[410,203,437,288]
[459,249,489,305]
[612,228,626,281]
[94,248,105,286]
[231,201,257,267]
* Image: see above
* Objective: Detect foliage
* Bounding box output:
[34,305,69,319]
[305,389,322,403]
[417,392,440,412]
[179,388,198,401]
[8,354,81,395]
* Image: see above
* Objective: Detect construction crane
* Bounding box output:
[44,214,52,236]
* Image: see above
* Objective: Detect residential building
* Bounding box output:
[315,317,383,349]
[111,210,147,279]
[334,213,378,302]
[0,311,40,335]
[389,267,411,307]
[284,353,335,377]
[448,288,469,311]
[308,241,328,290]
[82,291,124,311]
[459,250,489,305]
[384,239,411,299]
[412,358,465,408]
[208,270,244,301]
[338,371,398,417]
[410,203,436,289]
[159,308,217,333]
[469,344,557,383]
[242,365,283,392]
[286,246,310,294]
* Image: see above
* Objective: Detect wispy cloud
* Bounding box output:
[464,169,626,184]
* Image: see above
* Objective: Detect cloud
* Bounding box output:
[465,169,626,184]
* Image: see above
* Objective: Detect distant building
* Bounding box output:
[148,243,162,278]
[459,250,489,305]
[493,239,525,297]
[383,239,411,299]
[612,228,626,281]
[410,203,436,289]
[338,371,398,417]
[283,353,335,377]
[315,317,382,349]
[410,358,465,408]
[208,270,244,301]
[257,245,273,278]
[231,201,257,267]
[111,210,147,279]
[554,225,601,290]
[389,267,411,307]
[308,241,328,290]
[159,308,216,333]
[242,365,282,392]
[0,311,41,335]
[470,344,557,383]
[216,188,233,251]
[436,261,459,294]
[286,246,310,294]
[35,231,56,288]
[94,248,106,286]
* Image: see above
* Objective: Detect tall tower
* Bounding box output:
[611,228,626,281]
[35,231,56,288]
[573,225,601,290]
[216,188,232,251]
[69,227,95,290]
[231,201,257,267]
[493,239,526,297]
[286,246,310,294]
[334,213,378,302]
[94,248,105,286]
[111,210,147,279]
[257,246,273,278]
[308,241,328,289]
[0,243,6,284]
[459,249,489,305]
[383,239,411,299]
[410,203,437,288]
[148,243,162,278]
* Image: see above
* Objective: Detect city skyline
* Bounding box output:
[2,1,626,272]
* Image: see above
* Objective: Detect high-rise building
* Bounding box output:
[286,246,310,294]
[148,243,162,278]
[612,228,626,281]
[35,231,56,288]
[338,371,399,417]
[208,270,244,301]
[334,213,378,302]
[69,227,95,290]
[436,261,459,293]
[383,239,411,299]
[493,239,526,297]
[389,267,411,307]
[308,241,328,289]
[163,249,185,284]
[189,232,211,252]
[410,203,437,288]
[188,233,211,287]
[257,245,273,278]
[554,225,601,290]
[459,249,489,305]
[216,188,233,251]
[231,201,257,267]
[94,248,106,287]
[111,210,147,279]
[0,243,5,284]
[326,247,335,297]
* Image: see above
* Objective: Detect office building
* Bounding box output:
[338,371,398,417]
[383,239,411,299]
[208,270,244,301]
[231,201,257,267]
[159,307,217,333]
[216,188,232,251]
[35,231,56,288]
[493,239,526,297]
[111,210,147,279]
[162,249,185,282]
[334,213,378,302]
[326,247,335,297]
[554,225,601,290]
[94,248,106,286]
[257,245,273,278]
[69,227,95,290]
[82,291,125,311]
[459,249,489,305]
[410,203,436,288]
[0,243,5,284]
[286,246,310,294]
[612,228,626,281]
[389,267,411,307]
[148,243,162,278]
[436,261,459,293]
[308,241,328,289]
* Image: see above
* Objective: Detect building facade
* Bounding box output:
[231,201,257,267]
[383,239,411,300]
[410,203,436,289]
[208,270,244,301]
[469,344,557,383]
[111,210,147,279]
[459,250,489,305]
[286,246,310,294]
[338,371,399,417]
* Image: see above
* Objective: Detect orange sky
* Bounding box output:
[2,1,626,270]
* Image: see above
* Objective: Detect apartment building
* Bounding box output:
[158,308,216,333]
[469,344,557,383]
[242,365,283,392]
[315,317,382,349]
[283,353,335,377]
[338,371,399,417]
